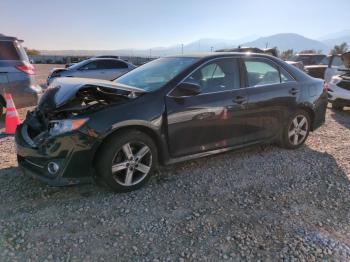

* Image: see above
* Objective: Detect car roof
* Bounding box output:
[87,57,126,61]
[0,33,23,42]
[167,52,276,59]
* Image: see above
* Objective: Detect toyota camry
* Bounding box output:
[15,53,328,192]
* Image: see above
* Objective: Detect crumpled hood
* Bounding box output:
[342,52,350,68]
[37,77,146,113]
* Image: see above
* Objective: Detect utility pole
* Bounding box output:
[149,48,152,58]
[181,43,184,55]
[210,46,214,52]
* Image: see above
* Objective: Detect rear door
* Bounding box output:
[166,57,249,157]
[241,57,298,142]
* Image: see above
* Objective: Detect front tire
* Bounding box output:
[96,130,158,192]
[280,110,310,149]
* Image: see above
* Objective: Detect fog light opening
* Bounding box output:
[47,162,60,175]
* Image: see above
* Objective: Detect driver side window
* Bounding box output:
[184,59,240,94]
[80,61,98,70]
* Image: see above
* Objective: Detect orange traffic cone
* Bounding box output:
[4,93,21,134]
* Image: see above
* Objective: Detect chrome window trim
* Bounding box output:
[167,55,297,98]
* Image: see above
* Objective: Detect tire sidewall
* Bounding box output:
[96,130,158,192]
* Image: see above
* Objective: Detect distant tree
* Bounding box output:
[24,47,40,56]
[330,42,348,55]
[299,49,317,54]
[280,49,294,60]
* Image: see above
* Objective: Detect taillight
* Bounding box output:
[323,82,330,91]
[16,64,35,75]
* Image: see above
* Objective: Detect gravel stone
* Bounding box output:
[0,107,350,261]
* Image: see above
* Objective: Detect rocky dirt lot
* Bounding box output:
[0,107,350,261]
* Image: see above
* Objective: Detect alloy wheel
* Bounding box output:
[288,115,309,146]
[111,142,152,186]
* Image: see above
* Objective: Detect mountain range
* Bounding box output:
[40,30,350,57]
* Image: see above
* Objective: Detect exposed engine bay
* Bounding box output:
[22,79,145,145]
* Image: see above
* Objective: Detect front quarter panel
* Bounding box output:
[86,91,165,139]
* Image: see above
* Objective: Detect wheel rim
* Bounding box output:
[111,142,152,186]
[288,115,308,146]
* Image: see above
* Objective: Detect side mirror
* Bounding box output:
[176,82,201,96]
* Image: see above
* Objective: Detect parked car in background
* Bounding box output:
[290,54,328,79]
[285,61,304,71]
[324,52,350,83]
[326,71,350,110]
[47,58,136,85]
[16,53,327,192]
[0,34,42,114]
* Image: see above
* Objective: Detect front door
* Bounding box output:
[166,58,249,158]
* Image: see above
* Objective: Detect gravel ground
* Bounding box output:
[0,107,350,261]
[34,64,64,87]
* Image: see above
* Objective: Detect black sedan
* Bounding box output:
[15,53,328,192]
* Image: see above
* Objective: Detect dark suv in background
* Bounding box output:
[290,54,329,79]
[0,34,42,114]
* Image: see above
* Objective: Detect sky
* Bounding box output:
[1,0,349,50]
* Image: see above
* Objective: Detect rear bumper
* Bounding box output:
[15,123,98,186]
[11,85,42,108]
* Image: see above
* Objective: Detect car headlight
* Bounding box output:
[49,118,89,136]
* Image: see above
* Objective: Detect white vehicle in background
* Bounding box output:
[326,71,350,110]
[324,52,350,83]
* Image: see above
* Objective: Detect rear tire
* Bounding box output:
[96,130,158,192]
[280,110,310,149]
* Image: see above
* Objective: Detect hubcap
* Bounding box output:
[111,142,152,186]
[288,115,308,146]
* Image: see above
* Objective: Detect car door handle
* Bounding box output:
[233,96,247,104]
[289,88,299,95]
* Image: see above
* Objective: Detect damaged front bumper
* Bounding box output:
[15,121,99,186]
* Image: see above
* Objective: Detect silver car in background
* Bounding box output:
[0,34,42,114]
[47,58,136,85]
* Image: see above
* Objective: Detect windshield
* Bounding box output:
[114,57,199,91]
[67,59,89,70]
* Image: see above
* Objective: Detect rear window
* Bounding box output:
[0,41,29,61]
